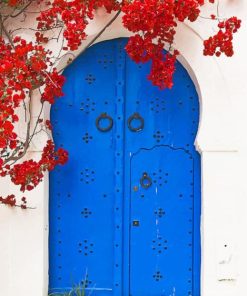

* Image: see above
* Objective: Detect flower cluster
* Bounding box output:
[148,51,179,89]
[0,194,17,206]
[204,16,241,57]
[0,35,66,207]
[9,140,68,192]
[37,0,120,50]
[122,0,205,89]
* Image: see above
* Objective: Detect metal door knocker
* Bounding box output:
[140,172,152,189]
[96,113,113,132]
[127,112,144,132]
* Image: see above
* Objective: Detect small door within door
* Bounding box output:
[49,38,201,296]
[130,147,194,296]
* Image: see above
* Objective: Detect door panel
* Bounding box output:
[49,40,120,294]
[124,44,200,295]
[130,147,193,296]
[49,38,200,296]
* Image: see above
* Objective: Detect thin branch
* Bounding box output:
[59,9,121,73]
[0,14,15,48]
[10,25,63,34]
[10,0,33,18]
[0,202,36,210]
[3,91,33,165]
[6,93,45,166]
[217,0,220,18]
[27,101,44,146]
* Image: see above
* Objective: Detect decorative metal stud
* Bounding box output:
[153,271,163,281]
[85,74,96,84]
[81,208,92,218]
[98,54,113,69]
[152,169,168,187]
[152,236,168,254]
[80,98,96,114]
[133,185,139,192]
[154,208,165,218]
[81,274,92,288]
[78,240,94,256]
[150,98,166,113]
[80,169,95,184]
[153,131,164,143]
[82,132,93,144]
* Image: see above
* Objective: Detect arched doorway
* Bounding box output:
[49,38,201,295]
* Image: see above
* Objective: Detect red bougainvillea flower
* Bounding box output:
[36,0,120,50]
[0,120,17,149]
[0,195,16,207]
[9,140,68,192]
[148,51,179,89]
[121,0,206,89]
[204,17,241,57]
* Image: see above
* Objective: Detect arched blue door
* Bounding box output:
[49,38,201,296]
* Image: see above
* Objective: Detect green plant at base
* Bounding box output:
[48,281,87,296]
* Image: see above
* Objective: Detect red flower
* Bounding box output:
[0,195,16,207]
[9,140,68,192]
[148,52,178,90]
[204,17,241,57]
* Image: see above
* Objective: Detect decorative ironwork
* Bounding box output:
[96,113,113,132]
[153,130,164,143]
[82,132,93,144]
[140,172,152,189]
[78,240,94,256]
[80,98,96,114]
[152,236,168,254]
[154,208,166,218]
[98,54,113,69]
[127,112,144,132]
[152,169,168,187]
[81,274,93,288]
[150,98,166,113]
[80,168,95,184]
[81,208,92,218]
[153,271,163,282]
[85,74,96,84]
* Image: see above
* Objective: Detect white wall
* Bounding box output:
[0,2,247,295]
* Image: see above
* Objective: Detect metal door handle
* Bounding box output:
[127,112,144,132]
[140,172,152,189]
[96,113,113,132]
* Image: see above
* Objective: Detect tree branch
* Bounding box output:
[59,9,121,73]
[10,0,33,18]
[0,14,15,48]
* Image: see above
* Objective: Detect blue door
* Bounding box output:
[49,38,200,296]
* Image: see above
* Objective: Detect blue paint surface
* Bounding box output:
[49,38,201,296]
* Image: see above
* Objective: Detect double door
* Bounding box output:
[49,38,200,296]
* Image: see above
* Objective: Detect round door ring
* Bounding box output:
[140,172,152,189]
[127,112,144,132]
[96,113,113,132]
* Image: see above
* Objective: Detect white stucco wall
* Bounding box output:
[0,2,247,296]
